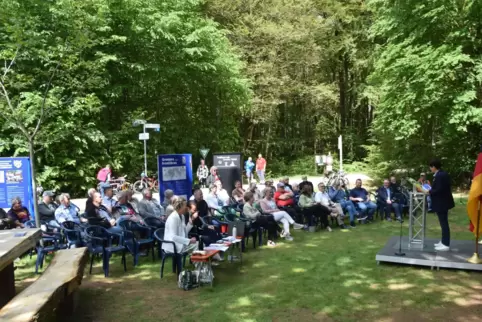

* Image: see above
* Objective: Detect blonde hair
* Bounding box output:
[172,197,187,211]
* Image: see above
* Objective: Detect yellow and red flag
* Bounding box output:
[468,146,482,234]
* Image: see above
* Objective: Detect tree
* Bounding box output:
[367,0,482,179]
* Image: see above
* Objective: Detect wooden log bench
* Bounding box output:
[0,247,89,322]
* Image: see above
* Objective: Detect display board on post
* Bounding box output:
[213,153,242,192]
[157,154,193,202]
[0,157,34,217]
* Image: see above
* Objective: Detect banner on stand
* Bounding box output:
[0,157,34,217]
[157,154,193,202]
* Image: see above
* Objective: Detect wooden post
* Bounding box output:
[0,263,15,308]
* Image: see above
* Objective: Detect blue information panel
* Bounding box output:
[158,154,193,203]
[0,157,34,216]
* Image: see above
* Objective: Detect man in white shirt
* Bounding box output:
[314,183,347,229]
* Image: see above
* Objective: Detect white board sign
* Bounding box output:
[139,133,150,140]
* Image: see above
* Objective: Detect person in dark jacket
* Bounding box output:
[0,208,15,230]
[85,192,122,234]
[377,180,402,222]
[428,159,455,251]
[38,191,58,226]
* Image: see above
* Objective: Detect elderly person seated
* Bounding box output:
[329,181,359,228]
[38,191,58,226]
[215,181,230,206]
[243,191,281,243]
[162,197,198,256]
[7,197,31,228]
[206,166,221,186]
[161,189,174,210]
[349,179,377,222]
[299,176,314,193]
[232,180,245,204]
[274,182,295,208]
[113,191,145,225]
[281,176,293,191]
[299,185,332,231]
[138,188,165,219]
[265,179,276,195]
[247,182,263,202]
[85,192,122,234]
[55,193,84,225]
[377,179,403,222]
[260,188,304,241]
[315,183,347,229]
[101,186,118,214]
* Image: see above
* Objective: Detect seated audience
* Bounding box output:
[349,179,377,222]
[55,193,82,225]
[165,195,178,218]
[161,189,174,210]
[85,188,97,210]
[138,188,165,219]
[0,208,15,230]
[232,180,245,204]
[38,191,58,226]
[206,166,221,187]
[377,179,403,222]
[329,182,359,227]
[260,188,304,241]
[7,197,31,228]
[188,201,220,245]
[274,182,295,208]
[315,183,347,229]
[113,191,145,225]
[265,179,276,195]
[127,190,140,213]
[243,191,281,242]
[298,185,332,231]
[193,188,221,227]
[299,176,314,193]
[215,181,230,206]
[390,176,402,194]
[282,176,293,191]
[85,192,122,234]
[162,197,198,255]
[206,184,223,213]
[248,182,263,202]
[102,186,118,214]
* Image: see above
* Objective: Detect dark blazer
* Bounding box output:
[376,186,398,205]
[429,170,455,212]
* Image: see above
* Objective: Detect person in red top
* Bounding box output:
[256,154,267,184]
[274,182,294,207]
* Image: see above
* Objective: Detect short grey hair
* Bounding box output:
[60,193,70,201]
[142,188,151,196]
[11,197,22,206]
[263,188,272,197]
[164,189,174,199]
[117,190,129,200]
[87,188,96,198]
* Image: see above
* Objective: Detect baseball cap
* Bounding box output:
[42,190,55,197]
[277,182,285,188]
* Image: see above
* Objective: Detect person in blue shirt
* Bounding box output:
[349,179,377,222]
[55,193,81,224]
[329,182,360,228]
[102,186,118,215]
[244,157,255,183]
[376,179,402,222]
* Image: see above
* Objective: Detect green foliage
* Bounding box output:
[367,0,482,183]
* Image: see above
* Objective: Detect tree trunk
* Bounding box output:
[28,139,40,228]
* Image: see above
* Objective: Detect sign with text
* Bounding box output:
[139,133,150,140]
[0,157,34,217]
[213,153,242,192]
[157,154,193,202]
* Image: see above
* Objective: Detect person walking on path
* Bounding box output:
[428,158,454,252]
[245,157,255,183]
[256,154,267,184]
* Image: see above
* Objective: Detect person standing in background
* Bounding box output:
[245,157,255,183]
[428,159,454,252]
[256,154,267,184]
[196,159,209,188]
[96,164,112,198]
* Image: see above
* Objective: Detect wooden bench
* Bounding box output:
[0,247,89,322]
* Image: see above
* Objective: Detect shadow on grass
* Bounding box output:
[13,204,482,322]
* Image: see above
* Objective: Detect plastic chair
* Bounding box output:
[153,228,187,279]
[144,216,165,229]
[85,225,127,277]
[61,221,85,248]
[119,220,155,266]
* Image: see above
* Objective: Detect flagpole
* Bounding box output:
[467,196,482,264]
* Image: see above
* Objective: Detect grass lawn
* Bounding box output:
[14,201,482,322]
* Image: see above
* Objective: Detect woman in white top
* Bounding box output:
[215,181,230,206]
[314,183,346,229]
[259,188,304,240]
[162,197,197,254]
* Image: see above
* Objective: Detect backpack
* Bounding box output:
[178,270,199,291]
[97,168,110,182]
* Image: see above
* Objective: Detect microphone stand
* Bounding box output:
[395,217,405,256]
